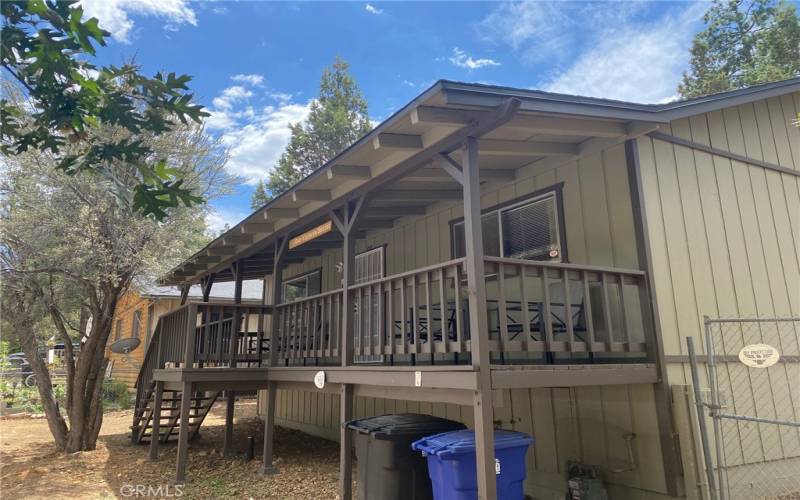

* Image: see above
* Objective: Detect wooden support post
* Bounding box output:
[201,274,215,302]
[230,261,244,367]
[223,392,235,456]
[263,238,288,474]
[461,136,497,500]
[179,285,190,306]
[330,196,367,500]
[175,381,193,484]
[339,383,354,500]
[148,381,164,460]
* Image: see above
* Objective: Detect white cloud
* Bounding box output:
[78,0,197,43]
[542,4,706,103]
[365,3,383,15]
[449,48,500,70]
[231,74,265,86]
[217,103,311,185]
[212,85,253,110]
[203,77,312,185]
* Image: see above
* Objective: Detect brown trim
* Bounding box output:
[648,131,800,177]
[625,138,682,496]
[448,181,568,262]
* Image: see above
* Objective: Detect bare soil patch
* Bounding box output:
[0,400,344,499]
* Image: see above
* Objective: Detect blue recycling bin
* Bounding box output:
[412,429,533,500]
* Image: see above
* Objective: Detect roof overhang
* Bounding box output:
[161,77,800,286]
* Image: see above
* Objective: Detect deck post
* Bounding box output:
[148,381,164,460]
[223,394,235,456]
[330,195,367,500]
[262,237,287,474]
[461,136,497,500]
[175,381,193,484]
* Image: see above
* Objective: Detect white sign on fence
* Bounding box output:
[738,343,780,368]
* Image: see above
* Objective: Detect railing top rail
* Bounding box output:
[484,256,646,277]
[347,257,467,291]
[275,287,343,309]
[187,301,270,308]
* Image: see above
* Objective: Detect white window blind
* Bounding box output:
[452,193,561,261]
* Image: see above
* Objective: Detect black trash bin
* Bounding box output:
[346,413,466,500]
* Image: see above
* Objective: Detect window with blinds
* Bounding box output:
[452,192,562,261]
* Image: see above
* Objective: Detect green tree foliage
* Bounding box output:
[1,0,209,219]
[250,178,269,209]
[262,57,371,198]
[0,84,232,451]
[679,0,800,98]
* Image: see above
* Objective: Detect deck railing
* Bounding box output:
[134,258,655,375]
[272,289,343,362]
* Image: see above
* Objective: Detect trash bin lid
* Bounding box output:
[412,429,533,458]
[346,413,465,439]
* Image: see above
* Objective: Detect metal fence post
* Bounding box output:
[687,336,718,500]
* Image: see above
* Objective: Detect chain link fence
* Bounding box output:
[689,317,800,500]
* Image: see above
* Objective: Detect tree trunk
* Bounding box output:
[18,329,69,450]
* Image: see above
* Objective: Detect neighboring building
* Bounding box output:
[106,281,263,386]
[132,78,800,499]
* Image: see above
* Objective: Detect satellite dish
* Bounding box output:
[109,337,142,372]
[110,337,141,354]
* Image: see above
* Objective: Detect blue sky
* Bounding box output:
[82,0,713,232]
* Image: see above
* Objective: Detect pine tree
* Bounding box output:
[679,0,800,98]
[250,179,269,209]
[265,57,372,197]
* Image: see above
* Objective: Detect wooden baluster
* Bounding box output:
[498,262,510,354]
[541,268,554,354]
[387,280,395,357]
[377,282,385,357]
[425,271,433,355]
[366,285,373,356]
[601,273,615,352]
[411,275,419,355]
[562,268,576,352]
[454,264,464,353]
[617,273,631,352]
[519,264,532,352]
[438,268,447,354]
[400,278,407,355]
[582,271,598,352]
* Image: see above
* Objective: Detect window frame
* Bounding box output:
[281,268,322,303]
[131,310,142,339]
[449,182,568,262]
[114,318,124,342]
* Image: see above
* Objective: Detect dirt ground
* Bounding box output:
[0,400,348,499]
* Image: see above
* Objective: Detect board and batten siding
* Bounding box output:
[636,93,800,485]
[260,143,676,499]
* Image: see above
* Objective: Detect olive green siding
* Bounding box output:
[637,92,800,491]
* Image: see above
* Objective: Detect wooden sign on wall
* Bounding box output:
[289,220,333,249]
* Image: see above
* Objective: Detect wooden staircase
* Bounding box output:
[133,386,220,444]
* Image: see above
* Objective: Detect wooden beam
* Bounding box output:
[478,138,578,156]
[372,133,423,150]
[264,207,300,219]
[363,206,427,217]
[379,189,462,201]
[411,105,628,137]
[242,221,274,233]
[405,166,516,181]
[433,153,464,185]
[223,234,253,245]
[327,165,371,179]
[208,246,237,256]
[292,189,331,202]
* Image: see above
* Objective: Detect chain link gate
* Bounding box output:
[688,317,800,500]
